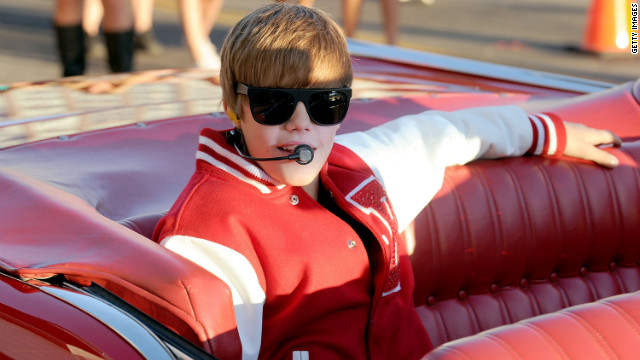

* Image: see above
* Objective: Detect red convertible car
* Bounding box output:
[1,40,639,359]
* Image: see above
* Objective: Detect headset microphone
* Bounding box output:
[289,144,314,165]
[229,129,314,165]
[236,143,315,165]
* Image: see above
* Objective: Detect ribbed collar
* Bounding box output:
[195,128,288,194]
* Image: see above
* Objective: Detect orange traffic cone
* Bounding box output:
[581,0,633,54]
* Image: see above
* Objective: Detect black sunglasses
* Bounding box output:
[236,83,352,126]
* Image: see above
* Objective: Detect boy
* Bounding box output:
[153,4,620,359]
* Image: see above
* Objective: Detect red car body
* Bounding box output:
[1,41,639,359]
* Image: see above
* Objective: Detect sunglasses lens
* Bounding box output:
[308,91,349,125]
[250,90,295,125]
[243,85,350,126]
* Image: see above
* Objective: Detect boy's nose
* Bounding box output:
[285,102,312,131]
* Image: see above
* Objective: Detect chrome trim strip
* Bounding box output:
[347,39,614,94]
[40,285,176,360]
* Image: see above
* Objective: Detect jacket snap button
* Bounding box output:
[550,273,558,282]
[427,296,436,306]
[457,290,467,301]
[289,195,299,205]
[519,279,528,288]
[347,240,357,249]
[490,284,499,293]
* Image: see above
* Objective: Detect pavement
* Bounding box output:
[0,0,639,86]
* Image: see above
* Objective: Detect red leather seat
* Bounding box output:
[408,79,640,354]
[409,143,640,347]
[422,291,640,360]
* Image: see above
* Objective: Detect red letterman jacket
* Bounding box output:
[153,106,566,360]
[154,129,431,360]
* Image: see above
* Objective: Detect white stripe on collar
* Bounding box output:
[198,135,286,193]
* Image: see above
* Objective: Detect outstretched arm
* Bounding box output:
[336,106,621,231]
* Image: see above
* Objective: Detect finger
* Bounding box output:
[593,129,622,147]
[583,146,619,168]
[610,132,622,147]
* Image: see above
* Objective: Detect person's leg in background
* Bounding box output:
[275,0,396,44]
[179,0,224,70]
[342,0,364,40]
[379,0,398,44]
[132,0,164,54]
[101,0,135,73]
[83,0,106,58]
[343,0,397,45]
[54,0,86,76]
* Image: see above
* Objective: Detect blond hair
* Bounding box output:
[220,3,353,119]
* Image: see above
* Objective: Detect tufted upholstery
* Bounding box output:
[409,144,640,348]
[409,79,640,357]
[423,291,640,360]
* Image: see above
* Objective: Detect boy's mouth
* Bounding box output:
[277,145,296,154]
[278,144,313,154]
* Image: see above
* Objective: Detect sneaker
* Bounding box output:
[194,41,221,71]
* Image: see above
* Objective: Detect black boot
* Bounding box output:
[54,24,86,77]
[104,29,135,73]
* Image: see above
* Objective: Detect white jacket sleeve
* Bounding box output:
[335,105,533,232]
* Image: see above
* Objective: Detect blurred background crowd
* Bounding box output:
[1,0,638,85]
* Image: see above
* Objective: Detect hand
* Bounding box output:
[564,122,622,168]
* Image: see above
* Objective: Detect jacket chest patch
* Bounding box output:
[345,175,401,296]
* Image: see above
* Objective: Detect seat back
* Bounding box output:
[409,142,640,348]
[407,78,640,348]
[422,291,640,360]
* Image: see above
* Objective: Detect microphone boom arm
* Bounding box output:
[232,137,314,165]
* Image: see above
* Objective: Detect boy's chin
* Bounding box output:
[284,177,316,187]
[266,163,321,187]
